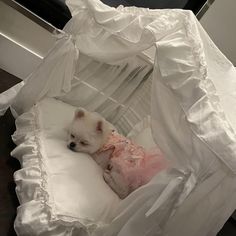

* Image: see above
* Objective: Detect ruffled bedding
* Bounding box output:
[11,98,120,235]
[11,98,193,236]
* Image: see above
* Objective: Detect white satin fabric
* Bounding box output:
[12,98,120,235]
[0,0,236,235]
[12,98,187,236]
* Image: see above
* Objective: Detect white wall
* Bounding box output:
[0,1,56,79]
[200,0,236,65]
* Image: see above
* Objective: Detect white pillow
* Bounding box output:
[12,98,120,236]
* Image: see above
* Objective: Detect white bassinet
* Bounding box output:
[1,0,236,235]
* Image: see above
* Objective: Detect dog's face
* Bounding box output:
[67,108,110,154]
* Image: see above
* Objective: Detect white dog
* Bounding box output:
[67,108,113,155]
[67,108,168,199]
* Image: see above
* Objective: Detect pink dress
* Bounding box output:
[99,131,169,191]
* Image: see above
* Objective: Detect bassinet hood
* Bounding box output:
[63,0,184,63]
[2,0,236,174]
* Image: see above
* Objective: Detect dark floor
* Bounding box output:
[0,68,236,236]
[0,69,21,236]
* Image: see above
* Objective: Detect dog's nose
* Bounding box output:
[69,142,76,149]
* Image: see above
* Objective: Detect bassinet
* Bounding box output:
[1,0,236,235]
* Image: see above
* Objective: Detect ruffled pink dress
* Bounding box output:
[100,131,169,190]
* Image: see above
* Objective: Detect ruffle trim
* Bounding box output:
[11,105,107,236]
[184,12,236,174]
[156,11,236,174]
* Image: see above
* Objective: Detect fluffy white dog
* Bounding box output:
[67,108,113,154]
[67,108,168,199]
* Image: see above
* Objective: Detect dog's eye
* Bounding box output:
[71,134,75,139]
[80,141,88,146]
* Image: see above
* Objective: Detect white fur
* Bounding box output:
[67,108,113,154]
[67,108,128,199]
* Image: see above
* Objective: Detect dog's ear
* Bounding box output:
[74,108,85,119]
[96,120,103,133]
